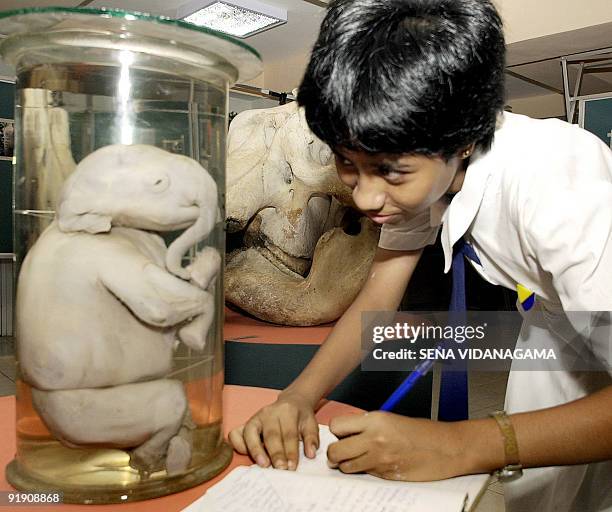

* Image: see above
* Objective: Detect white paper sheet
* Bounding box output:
[298,425,490,510]
[182,425,490,512]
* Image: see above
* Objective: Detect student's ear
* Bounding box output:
[459,143,476,159]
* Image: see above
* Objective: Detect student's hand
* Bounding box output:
[327,411,469,481]
[228,390,320,471]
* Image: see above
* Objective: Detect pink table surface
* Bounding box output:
[0,386,361,512]
[224,307,334,345]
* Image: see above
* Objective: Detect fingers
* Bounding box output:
[337,452,403,478]
[233,416,297,470]
[329,440,392,476]
[327,435,368,468]
[256,413,317,469]
[228,425,247,454]
[338,453,373,475]
[300,414,320,459]
[243,418,270,468]
[229,399,318,471]
[262,418,288,470]
[280,415,300,470]
[329,413,369,438]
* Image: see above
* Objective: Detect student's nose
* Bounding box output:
[352,175,386,212]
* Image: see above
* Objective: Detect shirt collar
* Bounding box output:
[440,114,506,273]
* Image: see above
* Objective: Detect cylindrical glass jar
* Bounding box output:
[0,7,261,504]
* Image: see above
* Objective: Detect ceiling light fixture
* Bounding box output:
[177,0,287,39]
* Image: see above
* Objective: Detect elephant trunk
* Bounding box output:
[166,171,219,280]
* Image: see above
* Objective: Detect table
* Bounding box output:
[223,307,433,417]
[0,385,361,512]
[224,307,332,345]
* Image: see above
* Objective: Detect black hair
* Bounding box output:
[297,0,506,158]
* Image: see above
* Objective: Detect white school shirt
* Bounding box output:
[379,112,612,512]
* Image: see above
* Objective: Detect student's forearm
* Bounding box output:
[460,384,612,473]
[282,300,367,407]
[282,248,424,408]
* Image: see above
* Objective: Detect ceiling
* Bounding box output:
[0,0,610,101]
[0,0,325,70]
[505,22,612,99]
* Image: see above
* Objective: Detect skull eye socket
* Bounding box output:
[308,140,333,166]
[318,146,332,166]
[340,208,363,236]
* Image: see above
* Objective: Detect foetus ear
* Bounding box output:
[58,210,112,234]
[56,171,112,234]
[57,194,111,234]
[57,203,111,234]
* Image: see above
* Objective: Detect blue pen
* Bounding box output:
[380,358,435,412]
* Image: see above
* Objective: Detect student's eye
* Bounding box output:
[377,162,411,180]
[380,169,407,180]
[334,155,353,167]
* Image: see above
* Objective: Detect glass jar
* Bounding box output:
[0,7,261,504]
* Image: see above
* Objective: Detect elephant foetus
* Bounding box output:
[16,144,221,475]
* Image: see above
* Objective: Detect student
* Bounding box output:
[229,0,612,510]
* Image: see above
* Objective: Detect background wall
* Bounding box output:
[263,53,310,95]
[0,79,14,254]
[507,94,565,119]
[494,0,612,44]
[0,62,12,78]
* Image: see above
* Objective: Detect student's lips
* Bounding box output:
[367,213,401,224]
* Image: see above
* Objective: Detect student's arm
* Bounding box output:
[326,384,612,481]
[229,246,424,470]
[466,385,612,472]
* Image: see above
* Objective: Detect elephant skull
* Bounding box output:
[225,101,379,326]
